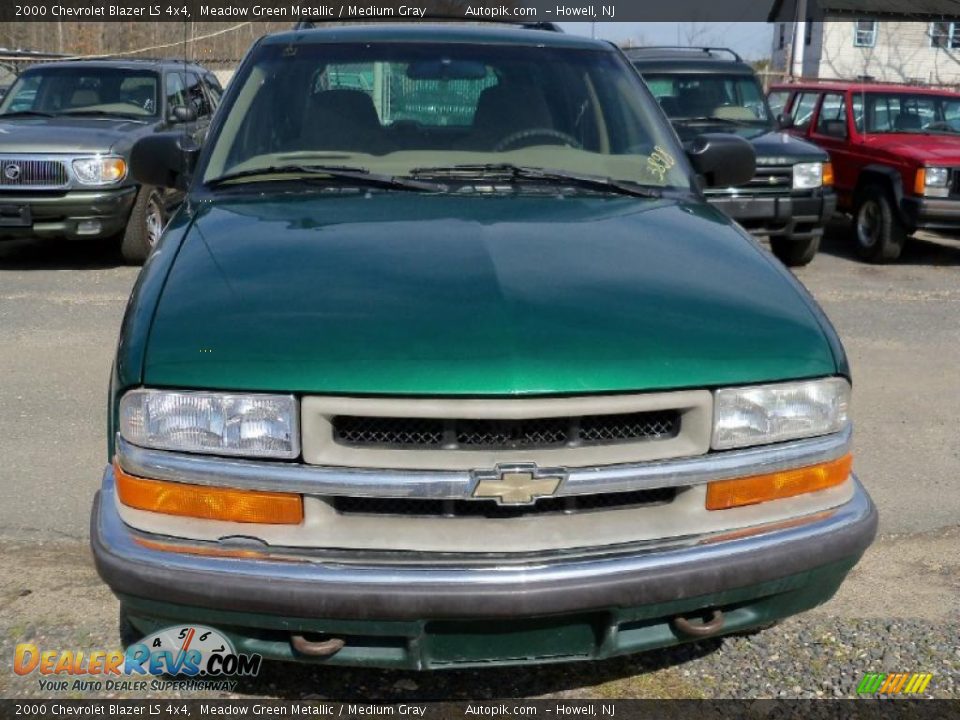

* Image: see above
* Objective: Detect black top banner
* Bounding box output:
[0,0,813,24]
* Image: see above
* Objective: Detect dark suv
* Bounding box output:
[629,47,837,266]
[0,59,222,263]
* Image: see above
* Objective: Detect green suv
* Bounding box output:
[91,24,876,669]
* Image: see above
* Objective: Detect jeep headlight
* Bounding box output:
[792,162,824,190]
[712,378,850,450]
[72,156,127,185]
[917,166,950,198]
[119,389,299,459]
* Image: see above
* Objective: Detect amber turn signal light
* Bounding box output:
[114,460,303,524]
[705,454,852,511]
[822,162,835,187]
[914,168,926,195]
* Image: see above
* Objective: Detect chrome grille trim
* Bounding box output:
[0,155,71,189]
[115,425,852,499]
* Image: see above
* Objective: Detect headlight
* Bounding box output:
[792,162,824,190]
[72,156,127,185]
[120,389,299,459]
[712,378,850,450]
[916,167,950,198]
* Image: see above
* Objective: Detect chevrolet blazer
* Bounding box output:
[91,23,877,670]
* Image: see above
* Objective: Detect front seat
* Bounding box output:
[305,89,383,153]
[472,82,553,150]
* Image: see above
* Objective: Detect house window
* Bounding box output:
[854,20,877,48]
[930,22,960,49]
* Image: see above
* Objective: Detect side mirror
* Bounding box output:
[821,119,848,138]
[168,105,197,124]
[776,112,795,129]
[130,132,200,191]
[686,133,756,188]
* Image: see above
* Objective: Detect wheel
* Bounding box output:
[770,235,820,267]
[120,186,166,264]
[853,184,907,262]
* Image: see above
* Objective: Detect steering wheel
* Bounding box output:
[494,128,583,152]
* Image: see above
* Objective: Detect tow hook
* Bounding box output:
[672,609,725,638]
[291,634,346,657]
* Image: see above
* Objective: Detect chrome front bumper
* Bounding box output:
[91,465,877,621]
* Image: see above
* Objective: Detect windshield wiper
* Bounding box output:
[0,110,55,118]
[409,163,664,198]
[205,164,442,192]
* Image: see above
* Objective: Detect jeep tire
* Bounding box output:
[120,186,166,265]
[853,184,907,263]
[770,235,820,267]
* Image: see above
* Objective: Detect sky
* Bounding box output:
[559,22,775,61]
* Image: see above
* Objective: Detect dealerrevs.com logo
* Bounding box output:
[14,625,261,692]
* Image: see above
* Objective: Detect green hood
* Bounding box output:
[142,193,837,395]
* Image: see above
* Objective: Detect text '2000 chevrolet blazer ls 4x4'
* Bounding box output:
[91,24,877,670]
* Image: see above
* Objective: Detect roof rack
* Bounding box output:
[625,46,743,63]
[292,18,563,32]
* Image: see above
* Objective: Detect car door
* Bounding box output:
[809,92,857,202]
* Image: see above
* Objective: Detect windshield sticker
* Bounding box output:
[647,146,676,182]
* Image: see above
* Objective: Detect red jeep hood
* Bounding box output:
[865,133,960,164]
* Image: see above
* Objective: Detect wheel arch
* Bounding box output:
[855,165,910,226]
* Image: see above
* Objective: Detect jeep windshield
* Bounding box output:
[201,41,690,191]
[642,73,772,139]
[0,66,159,119]
[852,91,960,134]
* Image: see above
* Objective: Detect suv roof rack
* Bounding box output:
[292,18,563,32]
[626,46,743,63]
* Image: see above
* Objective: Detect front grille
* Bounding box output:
[739,165,793,194]
[332,487,677,519]
[0,158,69,188]
[332,411,680,451]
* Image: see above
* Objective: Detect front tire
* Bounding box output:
[120,186,166,264]
[770,235,820,267]
[853,185,907,263]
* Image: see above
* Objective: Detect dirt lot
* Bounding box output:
[1,223,958,699]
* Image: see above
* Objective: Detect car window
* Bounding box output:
[640,72,771,126]
[815,93,847,136]
[0,67,159,118]
[166,71,187,111]
[767,90,790,116]
[856,92,960,134]
[791,92,819,131]
[318,61,498,127]
[185,71,212,118]
[204,73,224,106]
[204,42,689,190]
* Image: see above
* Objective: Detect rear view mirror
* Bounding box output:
[686,133,756,188]
[406,59,487,81]
[130,132,200,191]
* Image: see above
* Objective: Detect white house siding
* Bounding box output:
[773,21,960,87]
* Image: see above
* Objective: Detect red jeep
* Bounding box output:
[770,80,960,262]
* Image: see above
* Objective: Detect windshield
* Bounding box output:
[641,72,772,138]
[852,92,960,134]
[201,41,689,189]
[0,67,159,118]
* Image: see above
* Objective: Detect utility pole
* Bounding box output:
[792,0,808,78]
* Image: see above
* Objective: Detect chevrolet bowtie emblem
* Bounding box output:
[472,464,566,505]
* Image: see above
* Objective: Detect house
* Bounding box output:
[771,20,960,85]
